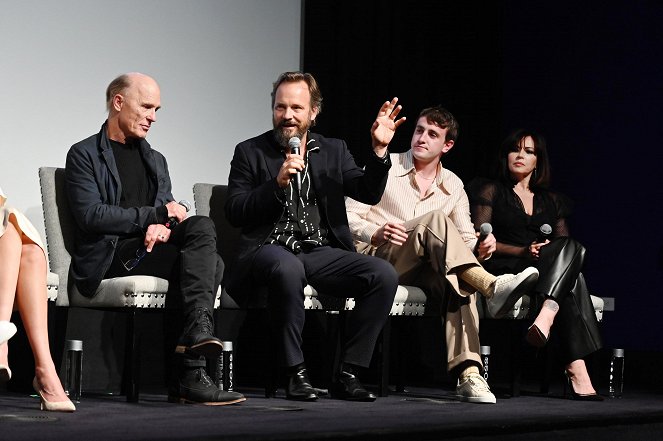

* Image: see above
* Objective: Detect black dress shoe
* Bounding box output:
[286,368,318,401]
[331,371,376,402]
[175,307,224,358]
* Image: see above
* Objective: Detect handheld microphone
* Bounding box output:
[165,200,191,229]
[537,223,552,243]
[474,222,493,254]
[288,136,302,192]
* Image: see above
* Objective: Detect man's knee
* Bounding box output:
[369,257,399,291]
[268,257,305,282]
[254,251,307,299]
[419,210,450,229]
[183,215,216,237]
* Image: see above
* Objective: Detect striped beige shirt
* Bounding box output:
[346,150,477,249]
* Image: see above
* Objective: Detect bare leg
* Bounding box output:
[526,298,559,347]
[0,223,22,367]
[566,359,597,395]
[15,238,69,402]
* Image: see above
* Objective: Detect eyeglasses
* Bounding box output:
[122,247,147,272]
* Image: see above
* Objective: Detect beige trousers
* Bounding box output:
[357,211,482,371]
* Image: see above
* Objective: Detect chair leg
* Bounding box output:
[377,317,392,397]
[539,343,555,394]
[49,305,69,376]
[265,310,278,398]
[266,343,278,398]
[510,321,522,397]
[122,310,140,402]
[334,311,347,377]
[393,317,406,393]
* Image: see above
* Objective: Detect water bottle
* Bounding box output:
[480,345,491,382]
[64,340,83,402]
[215,341,234,391]
[608,348,625,398]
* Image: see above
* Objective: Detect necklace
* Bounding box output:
[415,171,436,180]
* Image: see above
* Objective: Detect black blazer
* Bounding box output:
[65,122,174,296]
[224,130,391,293]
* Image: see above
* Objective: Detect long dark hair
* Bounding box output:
[497,128,551,190]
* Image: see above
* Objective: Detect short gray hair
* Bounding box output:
[105,74,132,112]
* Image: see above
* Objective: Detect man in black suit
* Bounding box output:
[225,71,405,401]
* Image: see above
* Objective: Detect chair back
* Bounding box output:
[39,167,75,306]
[193,183,241,267]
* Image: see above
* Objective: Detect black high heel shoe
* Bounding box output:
[564,372,603,401]
[526,323,549,348]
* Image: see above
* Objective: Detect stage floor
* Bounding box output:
[2,385,663,441]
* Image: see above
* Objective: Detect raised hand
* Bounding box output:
[371,97,406,153]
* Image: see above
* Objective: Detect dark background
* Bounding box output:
[303,0,663,352]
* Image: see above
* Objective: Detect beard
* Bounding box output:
[273,117,311,148]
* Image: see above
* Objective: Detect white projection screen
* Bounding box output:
[0,0,301,238]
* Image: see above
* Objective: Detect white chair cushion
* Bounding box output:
[66,276,169,308]
[344,285,428,316]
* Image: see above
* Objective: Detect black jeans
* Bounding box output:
[106,215,223,318]
[250,244,398,368]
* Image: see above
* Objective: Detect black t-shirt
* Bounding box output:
[110,139,154,209]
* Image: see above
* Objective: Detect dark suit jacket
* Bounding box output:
[224,130,391,294]
[65,122,174,296]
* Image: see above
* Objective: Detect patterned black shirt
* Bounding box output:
[267,137,328,253]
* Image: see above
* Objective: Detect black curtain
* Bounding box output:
[303,0,663,352]
[303,0,504,181]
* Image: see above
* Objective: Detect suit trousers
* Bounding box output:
[359,211,483,372]
[250,244,398,368]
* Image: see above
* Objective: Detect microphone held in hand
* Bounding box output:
[537,223,552,243]
[474,222,493,254]
[288,136,302,192]
[165,200,192,229]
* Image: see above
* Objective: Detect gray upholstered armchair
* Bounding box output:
[39,167,218,402]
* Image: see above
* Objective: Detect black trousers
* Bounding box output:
[106,215,223,318]
[536,237,603,363]
[250,244,398,368]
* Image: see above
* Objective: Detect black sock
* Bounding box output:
[341,362,360,376]
[287,362,306,375]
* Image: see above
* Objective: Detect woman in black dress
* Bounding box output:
[470,129,602,400]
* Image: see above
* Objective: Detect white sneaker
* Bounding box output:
[486,267,539,318]
[457,373,496,404]
[0,321,17,345]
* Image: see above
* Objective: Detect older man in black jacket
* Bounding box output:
[65,72,244,406]
[225,71,405,402]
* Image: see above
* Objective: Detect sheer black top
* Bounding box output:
[469,179,572,274]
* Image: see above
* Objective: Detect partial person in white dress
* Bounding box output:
[0,186,75,412]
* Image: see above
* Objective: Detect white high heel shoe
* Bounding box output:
[0,321,17,345]
[32,377,76,412]
[0,321,17,382]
